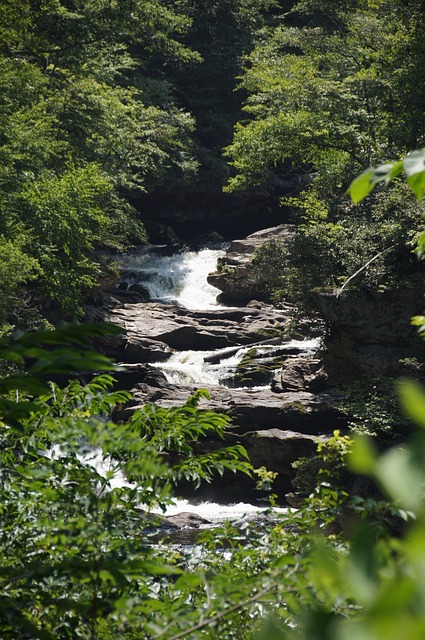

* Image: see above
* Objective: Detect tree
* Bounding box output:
[0,323,253,638]
[0,0,199,325]
[223,0,425,305]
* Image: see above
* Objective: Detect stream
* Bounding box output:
[118,244,319,389]
[113,243,320,528]
[119,244,227,310]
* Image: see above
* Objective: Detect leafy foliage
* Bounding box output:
[0,324,255,638]
[335,377,413,438]
[0,0,200,323]
[3,322,425,638]
[224,0,425,306]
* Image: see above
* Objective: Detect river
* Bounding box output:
[113,242,319,526]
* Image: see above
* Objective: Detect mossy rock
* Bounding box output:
[235,348,289,386]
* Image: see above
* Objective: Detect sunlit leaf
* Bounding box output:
[375,447,424,511]
[348,436,378,475]
[398,379,425,429]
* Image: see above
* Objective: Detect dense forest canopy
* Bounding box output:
[1,0,425,331]
[225,0,425,303]
[0,0,199,326]
[0,0,278,331]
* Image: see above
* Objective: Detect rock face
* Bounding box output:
[124,381,343,435]
[207,224,295,304]
[241,429,327,477]
[88,223,425,512]
[90,226,355,506]
[316,286,425,382]
[272,358,328,393]
[92,300,293,362]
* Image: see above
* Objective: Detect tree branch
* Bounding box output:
[159,564,300,640]
[336,244,397,298]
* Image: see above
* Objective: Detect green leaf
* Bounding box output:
[406,171,425,201]
[174,573,205,590]
[345,527,380,604]
[256,615,291,640]
[375,447,424,511]
[348,436,378,475]
[403,149,425,199]
[411,315,425,333]
[398,379,425,429]
[135,561,183,576]
[347,169,375,203]
[403,149,425,177]
[385,160,404,183]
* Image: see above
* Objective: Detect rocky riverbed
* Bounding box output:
[89,223,424,509]
[87,224,347,506]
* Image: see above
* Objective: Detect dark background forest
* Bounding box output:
[2,0,425,333]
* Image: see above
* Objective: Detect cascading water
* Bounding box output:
[151,339,320,389]
[152,349,242,386]
[119,244,321,388]
[113,243,320,523]
[119,245,226,310]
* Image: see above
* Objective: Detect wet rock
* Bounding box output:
[157,224,181,247]
[112,363,164,389]
[125,381,344,435]
[207,224,295,304]
[205,231,226,245]
[138,510,211,544]
[128,283,150,300]
[163,512,210,528]
[240,429,328,477]
[233,343,313,387]
[97,301,292,358]
[125,334,174,363]
[272,358,328,392]
[203,338,280,364]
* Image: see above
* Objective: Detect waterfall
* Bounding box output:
[114,242,320,522]
[119,246,226,309]
[118,244,320,387]
[151,340,320,388]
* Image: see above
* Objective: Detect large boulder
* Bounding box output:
[272,358,328,392]
[207,224,295,304]
[240,429,327,477]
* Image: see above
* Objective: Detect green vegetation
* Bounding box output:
[3,1,425,638]
[0,0,199,325]
[225,0,425,304]
[3,324,425,638]
[0,0,277,330]
[0,324,254,638]
[1,1,424,324]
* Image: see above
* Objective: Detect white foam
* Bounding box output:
[120,247,227,309]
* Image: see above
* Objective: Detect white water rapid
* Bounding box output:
[152,338,319,388]
[119,246,226,309]
[114,244,318,524]
[151,498,288,524]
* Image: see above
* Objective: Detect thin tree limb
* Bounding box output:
[160,564,300,640]
[336,244,397,298]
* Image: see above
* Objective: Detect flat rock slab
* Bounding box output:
[99,300,292,360]
[126,382,343,435]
